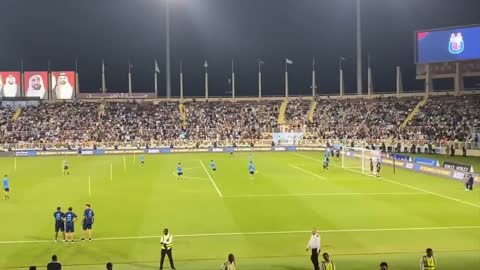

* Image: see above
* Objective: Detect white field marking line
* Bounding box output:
[224,192,426,198]
[1,225,479,245]
[288,164,327,180]
[293,153,480,209]
[199,160,224,198]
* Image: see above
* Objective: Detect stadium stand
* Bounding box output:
[183,100,280,141]
[308,96,421,140]
[406,94,480,141]
[1,94,479,148]
[285,98,310,127]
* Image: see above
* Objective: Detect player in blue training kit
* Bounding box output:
[140,154,145,167]
[53,207,65,242]
[210,160,217,174]
[64,207,78,243]
[249,161,255,180]
[323,156,329,171]
[177,163,183,180]
[82,204,95,241]
[63,160,70,175]
[3,175,9,200]
[229,148,235,157]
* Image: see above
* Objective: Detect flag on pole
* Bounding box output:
[155,59,160,73]
[286,58,293,65]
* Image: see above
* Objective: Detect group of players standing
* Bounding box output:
[175,151,256,180]
[53,204,95,243]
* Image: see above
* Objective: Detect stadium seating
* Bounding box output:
[1,94,479,147]
[285,98,310,127]
[308,96,421,140]
[406,94,480,142]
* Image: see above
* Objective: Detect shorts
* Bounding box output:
[55,222,65,232]
[212,168,216,171]
[141,160,144,164]
[177,172,183,176]
[65,223,75,233]
[249,171,254,175]
[4,188,9,192]
[64,166,69,170]
[83,223,93,230]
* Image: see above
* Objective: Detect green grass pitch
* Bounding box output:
[0,152,479,269]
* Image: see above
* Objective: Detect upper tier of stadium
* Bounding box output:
[0,93,479,148]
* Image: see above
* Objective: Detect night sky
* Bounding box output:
[1,0,479,96]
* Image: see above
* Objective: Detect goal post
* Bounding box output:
[342,146,383,175]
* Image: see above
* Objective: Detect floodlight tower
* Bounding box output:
[356,0,362,95]
[165,0,172,98]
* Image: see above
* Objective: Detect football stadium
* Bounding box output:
[1,1,480,270]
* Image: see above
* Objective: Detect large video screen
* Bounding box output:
[52,71,75,99]
[0,72,21,97]
[24,71,48,99]
[416,25,480,64]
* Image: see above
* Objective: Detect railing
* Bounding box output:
[3,134,479,151]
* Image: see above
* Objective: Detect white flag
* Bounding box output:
[204,61,208,68]
[155,60,160,73]
[286,58,293,65]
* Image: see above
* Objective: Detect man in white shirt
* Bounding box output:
[306,228,321,270]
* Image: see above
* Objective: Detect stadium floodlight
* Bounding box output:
[165,0,172,98]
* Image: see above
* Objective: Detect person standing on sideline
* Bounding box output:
[420,248,436,270]
[53,207,65,242]
[64,207,77,243]
[379,262,389,270]
[81,204,94,241]
[106,262,113,270]
[321,253,335,270]
[306,228,321,270]
[221,253,236,270]
[159,228,175,270]
[46,255,61,270]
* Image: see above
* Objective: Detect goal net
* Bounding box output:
[342,147,383,175]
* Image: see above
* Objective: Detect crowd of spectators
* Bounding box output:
[308,96,421,140]
[0,94,479,147]
[406,94,480,142]
[2,102,99,144]
[183,100,279,141]
[285,98,311,126]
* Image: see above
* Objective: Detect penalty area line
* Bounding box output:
[224,192,427,198]
[288,164,327,180]
[1,225,479,245]
[293,153,480,209]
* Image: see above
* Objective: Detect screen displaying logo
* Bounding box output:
[449,32,464,54]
